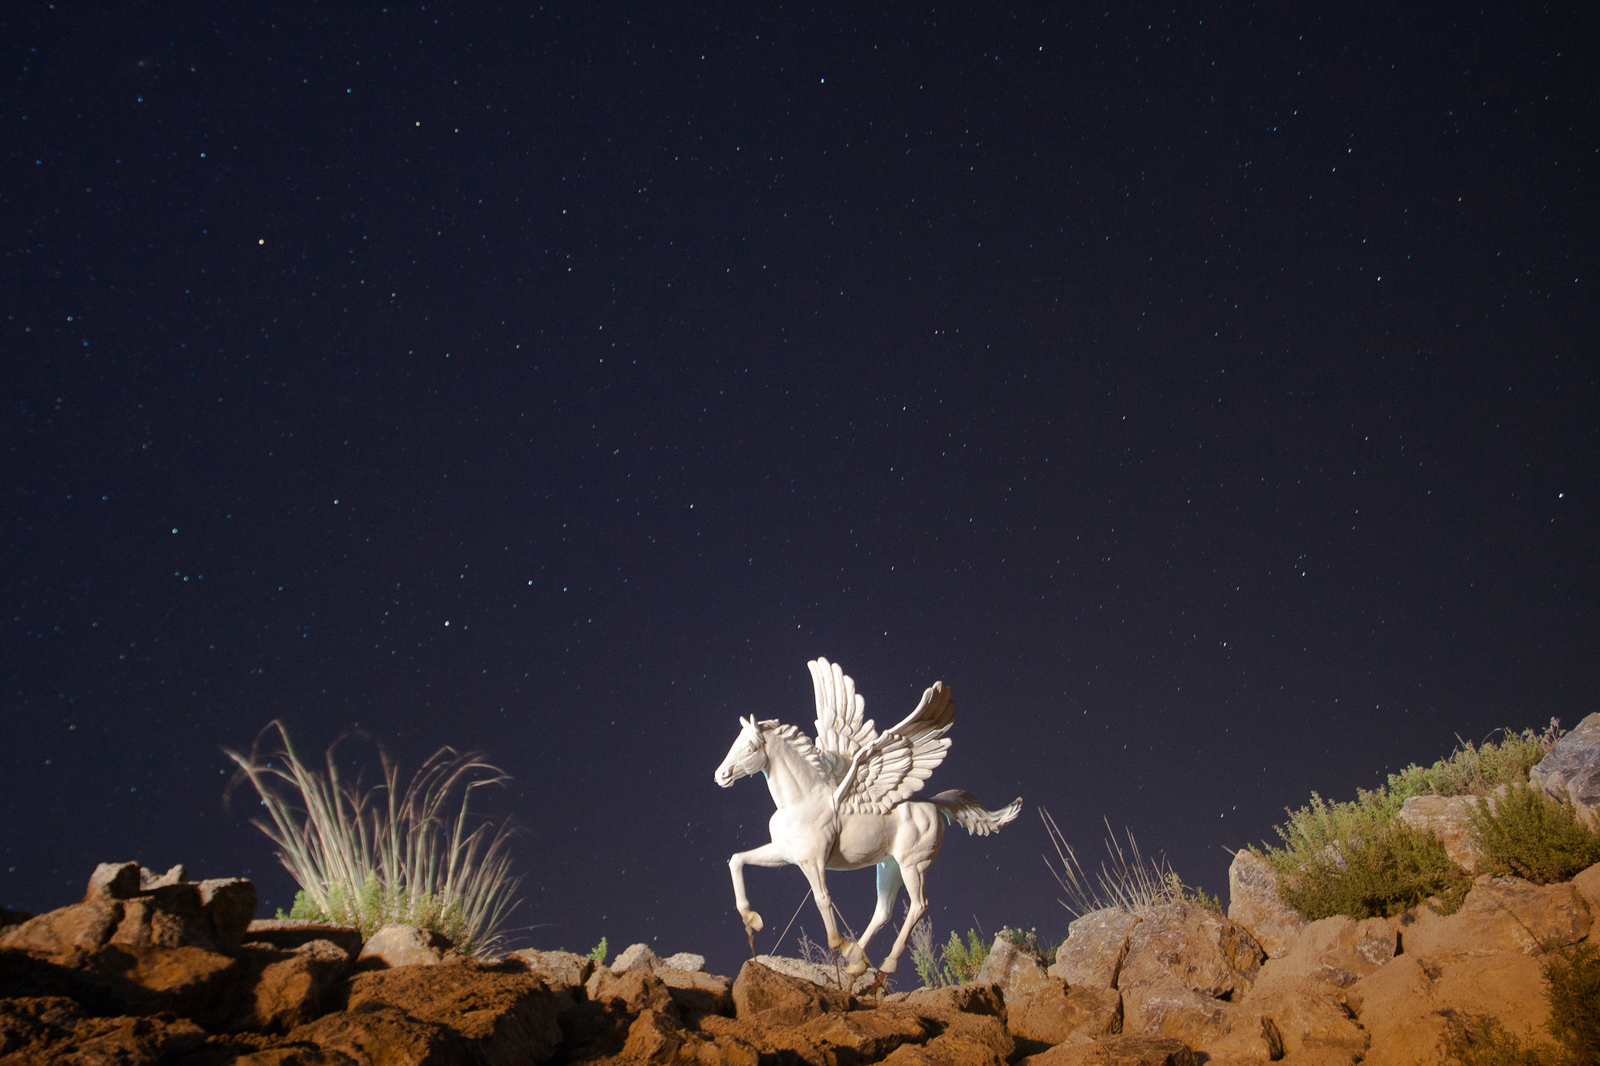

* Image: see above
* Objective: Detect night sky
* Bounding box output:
[5,3,1596,980]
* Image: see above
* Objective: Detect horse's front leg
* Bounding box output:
[728,841,790,938]
[794,857,849,959]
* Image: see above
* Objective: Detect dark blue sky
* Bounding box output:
[5,2,1596,978]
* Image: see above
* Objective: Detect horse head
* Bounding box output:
[714,715,768,787]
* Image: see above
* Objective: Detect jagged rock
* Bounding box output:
[661,950,705,971]
[509,947,594,992]
[586,965,678,1016]
[139,863,187,890]
[1226,849,1306,959]
[76,943,243,1023]
[1531,711,1600,822]
[611,941,664,973]
[0,897,124,954]
[880,1011,1015,1066]
[1394,794,1485,873]
[1258,914,1396,988]
[732,958,850,1025]
[752,951,880,993]
[1118,901,1264,1000]
[1005,977,1123,1044]
[235,940,352,1032]
[288,1002,464,1066]
[0,996,86,1055]
[198,878,259,950]
[1235,971,1368,1066]
[658,965,733,1020]
[0,1006,209,1064]
[1399,874,1591,958]
[795,1004,933,1060]
[1349,951,1548,1066]
[342,959,563,1066]
[357,923,453,969]
[85,861,144,901]
[976,933,1051,1000]
[246,919,363,960]
[894,981,1007,1022]
[1573,860,1600,915]
[1019,1034,1198,1065]
[1049,907,1142,988]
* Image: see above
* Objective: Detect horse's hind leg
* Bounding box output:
[845,858,903,977]
[879,857,931,974]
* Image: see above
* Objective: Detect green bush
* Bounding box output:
[1469,786,1600,886]
[940,928,990,985]
[587,937,609,965]
[1273,817,1470,920]
[1260,723,1566,922]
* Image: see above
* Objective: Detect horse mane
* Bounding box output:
[758,719,829,781]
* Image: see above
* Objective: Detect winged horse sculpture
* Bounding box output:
[714,657,1022,980]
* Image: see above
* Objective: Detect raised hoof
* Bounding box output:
[741,909,764,933]
[845,958,868,976]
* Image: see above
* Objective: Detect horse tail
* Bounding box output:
[929,790,1023,836]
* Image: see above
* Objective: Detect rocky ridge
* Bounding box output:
[5,716,1600,1065]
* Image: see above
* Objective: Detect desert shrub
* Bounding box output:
[1440,1014,1562,1066]
[1388,722,1564,805]
[1271,816,1471,920]
[587,937,609,964]
[1543,942,1600,1063]
[1468,785,1600,886]
[1261,722,1567,922]
[1042,809,1218,918]
[226,720,523,957]
[939,929,990,985]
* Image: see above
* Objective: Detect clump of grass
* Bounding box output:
[1042,809,1219,918]
[1469,785,1600,886]
[1441,942,1600,1066]
[225,720,523,957]
[1259,723,1566,922]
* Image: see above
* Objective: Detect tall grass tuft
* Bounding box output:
[224,720,523,957]
[1042,809,1217,918]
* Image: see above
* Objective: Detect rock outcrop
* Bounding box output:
[1531,711,1600,823]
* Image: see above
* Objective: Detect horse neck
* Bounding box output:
[760,728,829,809]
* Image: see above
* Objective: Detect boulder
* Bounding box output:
[1049,908,1143,988]
[288,1002,465,1066]
[0,898,124,954]
[1018,1034,1198,1065]
[610,941,665,974]
[1258,914,1396,988]
[139,863,187,890]
[76,942,243,1024]
[197,878,259,950]
[976,933,1051,1001]
[343,960,563,1066]
[1572,860,1600,915]
[1394,794,1484,873]
[235,940,352,1032]
[85,861,143,901]
[1399,874,1591,958]
[1005,977,1123,1044]
[795,1004,933,1060]
[586,965,678,1016]
[509,947,594,992]
[0,996,87,1056]
[1238,967,1368,1065]
[752,951,880,993]
[357,923,454,969]
[1117,901,1264,1000]
[658,966,734,1020]
[894,981,1007,1022]
[1348,951,1548,1066]
[881,1011,1015,1066]
[245,918,363,960]
[0,1006,209,1064]
[1531,711,1600,822]
[1226,849,1306,958]
[661,951,706,971]
[731,957,850,1025]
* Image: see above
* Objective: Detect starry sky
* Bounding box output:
[4,3,1596,979]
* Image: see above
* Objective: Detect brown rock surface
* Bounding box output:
[0,898,124,954]
[1399,874,1591,958]
[1227,848,1306,959]
[794,1003,932,1060]
[356,923,454,969]
[1019,1033,1198,1065]
[288,1003,463,1066]
[246,919,364,960]
[1005,978,1123,1045]
[1118,902,1264,1000]
[509,946,594,992]
[77,942,242,1023]
[1349,951,1548,1066]
[1237,970,1367,1066]
[1261,914,1396,987]
[585,965,678,1016]
[658,965,733,1020]
[976,934,1051,1000]
[1395,794,1484,873]
[894,981,1007,1022]
[731,957,850,1025]
[341,960,563,1066]
[1049,908,1142,988]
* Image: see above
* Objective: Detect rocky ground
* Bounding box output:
[6,715,1600,1064]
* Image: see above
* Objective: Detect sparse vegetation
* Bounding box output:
[940,928,990,985]
[1042,809,1220,918]
[1469,785,1600,886]
[1259,723,1565,922]
[225,720,523,957]
[587,937,609,965]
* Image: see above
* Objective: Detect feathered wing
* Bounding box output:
[833,679,955,814]
[809,657,878,784]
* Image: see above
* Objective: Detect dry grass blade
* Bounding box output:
[1041,808,1189,918]
[224,720,523,957]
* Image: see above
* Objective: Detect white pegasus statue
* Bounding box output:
[714,656,1022,980]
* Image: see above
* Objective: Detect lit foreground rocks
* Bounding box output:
[4,858,1600,1065]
